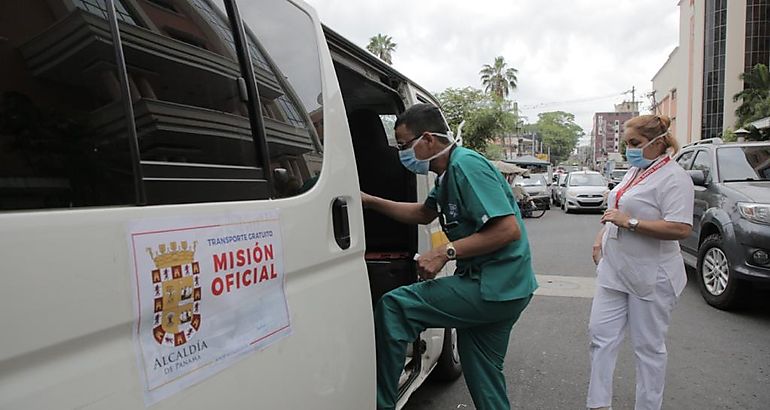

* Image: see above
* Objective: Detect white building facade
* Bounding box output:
[652,0,769,147]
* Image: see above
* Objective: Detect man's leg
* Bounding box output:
[627,270,677,410]
[457,296,531,410]
[587,286,629,409]
[374,275,527,410]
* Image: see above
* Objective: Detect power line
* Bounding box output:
[519,91,626,110]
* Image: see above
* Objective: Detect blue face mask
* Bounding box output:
[398,122,464,175]
[625,133,666,168]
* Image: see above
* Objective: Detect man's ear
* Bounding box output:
[421,132,435,146]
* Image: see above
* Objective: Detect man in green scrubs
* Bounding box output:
[362,103,538,410]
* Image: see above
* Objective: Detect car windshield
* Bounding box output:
[611,170,628,179]
[515,175,546,186]
[718,146,770,182]
[569,174,606,186]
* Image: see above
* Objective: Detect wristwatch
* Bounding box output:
[628,218,640,232]
[445,242,457,260]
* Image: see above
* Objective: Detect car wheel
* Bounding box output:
[432,328,462,381]
[697,233,746,310]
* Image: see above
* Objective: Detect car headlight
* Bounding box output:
[738,202,770,225]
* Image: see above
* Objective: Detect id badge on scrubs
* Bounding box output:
[607,223,619,239]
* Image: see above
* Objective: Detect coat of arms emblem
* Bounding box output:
[147,241,201,347]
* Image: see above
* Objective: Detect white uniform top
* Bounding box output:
[598,156,695,300]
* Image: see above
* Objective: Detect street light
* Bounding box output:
[734,128,749,143]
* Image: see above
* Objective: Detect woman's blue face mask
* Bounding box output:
[625,132,666,168]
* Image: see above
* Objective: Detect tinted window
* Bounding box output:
[515,175,547,186]
[1,0,136,210]
[122,0,323,202]
[239,0,324,196]
[676,150,696,169]
[569,174,606,186]
[1,0,325,210]
[718,146,770,181]
[611,170,628,179]
[691,150,714,181]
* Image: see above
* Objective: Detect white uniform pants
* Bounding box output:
[587,269,678,410]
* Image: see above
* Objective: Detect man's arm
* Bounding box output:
[452,215,520,258]
[416,215,521,279]
[362,192,438,225]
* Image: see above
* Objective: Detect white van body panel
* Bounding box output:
[0,1,376,409]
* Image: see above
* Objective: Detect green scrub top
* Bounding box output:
[425,147,538,301]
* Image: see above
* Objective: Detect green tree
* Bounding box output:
[482,142,504,160]
[480,56,518,99]
[534,111,584,164]
[436,87,517,153]
[366,34,397,65]
[734,63,770,127]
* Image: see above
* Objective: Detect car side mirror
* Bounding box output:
[688,170,707,186]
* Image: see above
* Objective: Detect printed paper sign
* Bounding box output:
[128,210,290,405]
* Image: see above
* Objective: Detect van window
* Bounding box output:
[240,0,325,195]
[123,0,324,202]
[0,0,137,210]
[1,0,325,210]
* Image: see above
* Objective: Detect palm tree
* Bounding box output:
[480,56,519,99]
[366,34,397,65]
[734,63,770,126]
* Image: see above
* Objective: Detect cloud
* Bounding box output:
[305,0,679,140]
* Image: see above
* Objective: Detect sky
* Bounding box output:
[304,0,680,145]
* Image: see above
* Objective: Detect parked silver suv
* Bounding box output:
[675,138,770,310]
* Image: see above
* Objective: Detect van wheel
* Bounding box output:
[432,328,462,381]
[697,234,746,310]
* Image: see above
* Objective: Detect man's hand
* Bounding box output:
[361,192,376,209]
[416,247,449,280]
[601,208,631,228]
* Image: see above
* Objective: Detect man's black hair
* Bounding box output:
[394,103,449,137]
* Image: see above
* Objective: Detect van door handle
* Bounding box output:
[332,197,351,249]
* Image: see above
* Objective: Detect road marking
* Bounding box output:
[534,274,596,299]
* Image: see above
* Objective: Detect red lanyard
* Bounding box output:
[614,156,671,209]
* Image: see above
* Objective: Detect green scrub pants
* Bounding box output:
[375,274,532,410]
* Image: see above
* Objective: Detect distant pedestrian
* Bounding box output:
[587,115,694,410]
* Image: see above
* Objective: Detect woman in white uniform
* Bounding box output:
[587,115,694,410]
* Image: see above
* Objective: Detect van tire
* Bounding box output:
[432,328,462,381]
[697,234,746,310]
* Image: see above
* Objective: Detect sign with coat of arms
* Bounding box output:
[128,210,290,406]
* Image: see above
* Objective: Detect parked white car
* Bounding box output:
[559,171,610,213]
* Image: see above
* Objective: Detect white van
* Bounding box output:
[0,0,459,409]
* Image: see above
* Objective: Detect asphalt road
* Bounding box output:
[404,208,770,410]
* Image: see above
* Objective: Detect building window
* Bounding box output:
[702,0,727,139]
[745,0,770,75]
[73,0,139,25]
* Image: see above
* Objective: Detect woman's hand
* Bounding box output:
[416,247,449,280]
[601,208,631,228]
[592,244,602,265]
